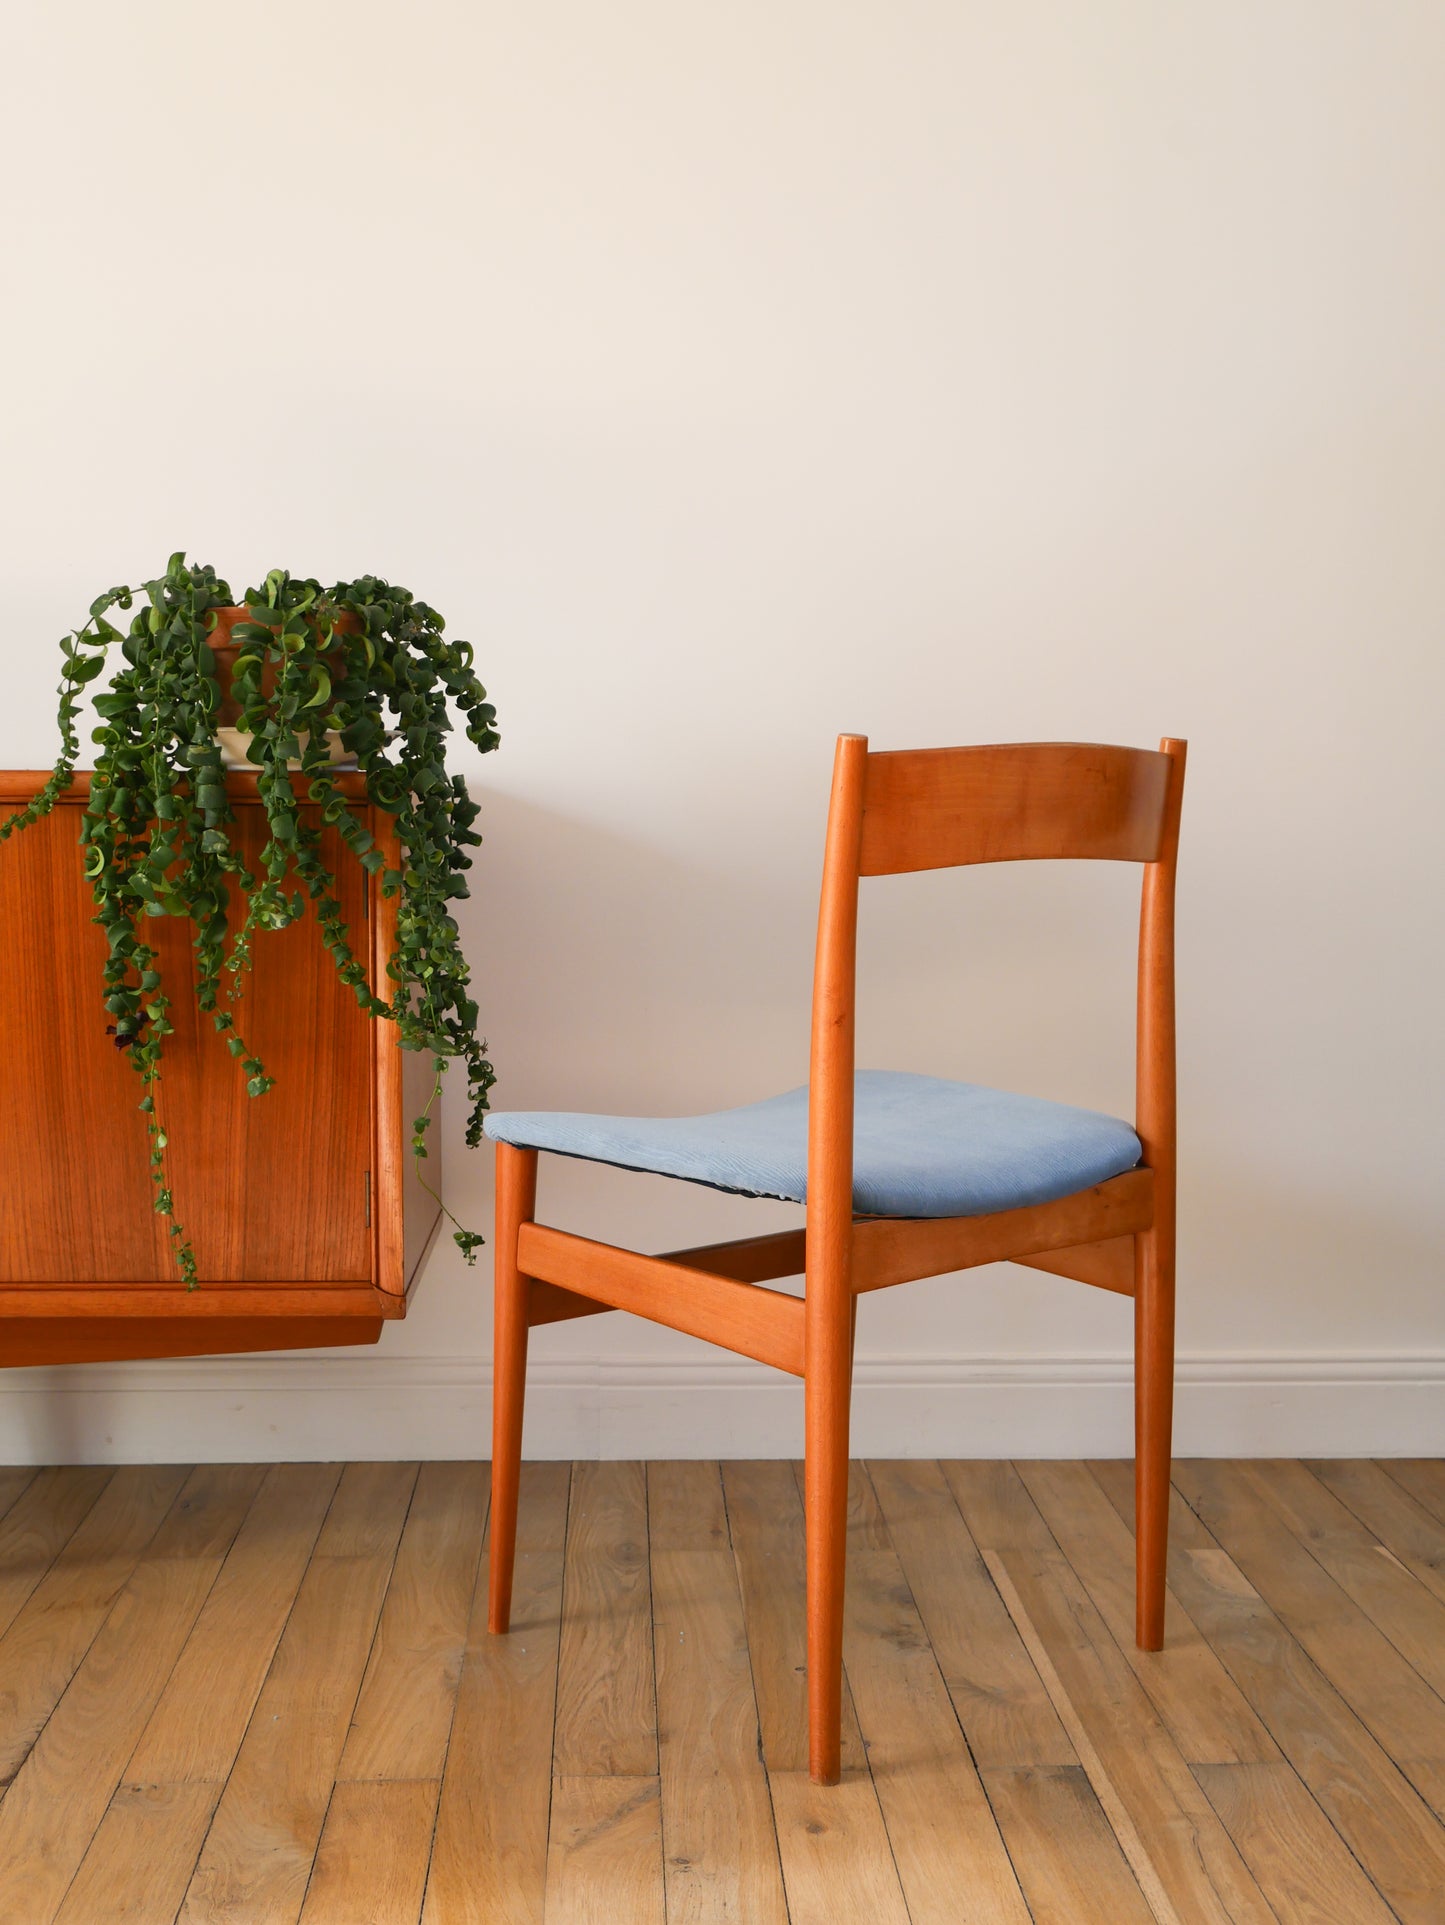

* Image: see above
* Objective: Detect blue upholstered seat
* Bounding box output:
[482,1070,1141,1219]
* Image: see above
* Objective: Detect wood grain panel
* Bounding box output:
[0,788,372,1285]
[518,1223,806,1375]
[852,1171,1152,1294]
[859,741,1172,874]
[1014,1233,1136,1295]
[0,1316,384,1365]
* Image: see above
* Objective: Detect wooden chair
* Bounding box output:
[485,734,1186,1784]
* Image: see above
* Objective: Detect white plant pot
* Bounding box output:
[217,727,357,772]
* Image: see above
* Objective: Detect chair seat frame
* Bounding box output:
[488,733,1186,1785]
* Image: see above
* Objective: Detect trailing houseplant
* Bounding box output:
[1,553,499,1283]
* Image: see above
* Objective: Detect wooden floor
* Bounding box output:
[0,1459,1443,1923]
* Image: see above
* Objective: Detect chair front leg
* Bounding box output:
[1134,1222,1175,1649]
[804,1289,854,1784]
[488,1141,538,1636]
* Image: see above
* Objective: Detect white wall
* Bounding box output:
[2,1,1442,1462]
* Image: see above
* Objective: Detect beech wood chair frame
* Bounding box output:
[488,732,1187,1785]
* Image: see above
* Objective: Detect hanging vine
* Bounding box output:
[1,553,499,1282]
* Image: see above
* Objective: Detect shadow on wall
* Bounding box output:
[460,785,817,1120]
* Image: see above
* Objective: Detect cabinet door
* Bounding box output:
[0,799,374,1285]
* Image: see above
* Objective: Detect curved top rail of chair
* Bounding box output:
[858,740,1174,873]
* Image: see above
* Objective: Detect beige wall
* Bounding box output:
[3,1,1442,1458]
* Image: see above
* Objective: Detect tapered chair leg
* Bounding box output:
[804,1299,854,1784]
[1134,1224,1175,1649]
[488,1141,538,1636]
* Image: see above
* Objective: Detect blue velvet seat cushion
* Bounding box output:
[482,1070,1141,1219]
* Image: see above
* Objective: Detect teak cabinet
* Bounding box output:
[0,772,439,1366]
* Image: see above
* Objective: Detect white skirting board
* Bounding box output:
[0,1351,1441,1464]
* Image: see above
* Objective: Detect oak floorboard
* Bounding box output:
[651,1549,788,1924]
[766,1772,912,1925]
[297,1778,438,1925]
[0,1471,36,1530]
[177,1462,418,1925]
[1091,1457,1445,1925]
[940,1459,1057,1555]
[837,1543,1032,1924]
[1405,1760,1445,1816]
[544,1775,665,1925]
[1383,1460,1445,1529]
[338,1461,488,1783]
[1015,1459,1279,1765]
[1247,1457,1445,1701]
[868,1457,1077,1770]
[720,1462,904,1920]
[718,1460,867,1775]
[421,1461,569,1925]
[942,1462,1274,1925]
[986,1543,1275,1925]
[1310,1458,1445,1610]
[1173,1459,1445,1810]
[51,1781,220,1925]
[5,1453,1444,1921]
[647,1459,728,1551]
[552,1460,656,1779]
[0,1467,113,1642]
[0,1463,192,1781]
[126,1462,340,1786]
[843,1457,892,1550]
[0,1464,264,1925]
[980,1765,1156,1925]
[1192,1761,1399,1925]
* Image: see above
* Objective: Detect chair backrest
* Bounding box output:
[859,742,1174,873]
[805,734,1187,1288]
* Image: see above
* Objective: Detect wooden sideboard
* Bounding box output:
[0,772,439,1365]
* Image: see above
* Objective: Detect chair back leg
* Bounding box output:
[804,1292,855,1783]
[488,1141,538,1635]
[1133,1223,1175,1648]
